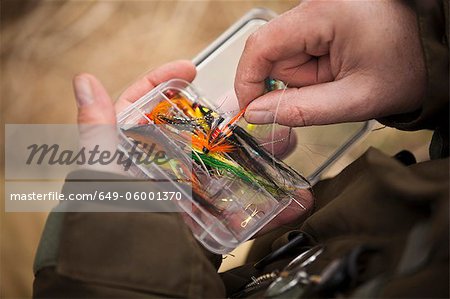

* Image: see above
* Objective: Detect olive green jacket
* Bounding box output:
[33,1,449,298]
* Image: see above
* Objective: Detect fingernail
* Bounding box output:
[74,76,94,107]
[245,110,274,124]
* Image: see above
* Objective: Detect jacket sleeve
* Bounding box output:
[33,170,225,298]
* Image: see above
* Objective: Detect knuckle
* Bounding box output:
[280,105,310,127]
[245,32,259,49]
[245,30,266,51]
[294,105,310,127]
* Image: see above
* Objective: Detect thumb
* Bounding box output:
[73,73,116,125]
[73,74,122,173]
[244,75,373,127]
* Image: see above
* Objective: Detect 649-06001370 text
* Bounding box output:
[9,191,183,201]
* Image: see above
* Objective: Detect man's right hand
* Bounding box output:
[235,0,426,127]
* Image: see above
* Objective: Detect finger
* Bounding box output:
[256,189,314,236]
[244,75,374,126]
[116,60,196,113]
[74,73,116,125]
[74,74,122,173]
[270,55,333,87]
[259,127,297,159]
[234,4,333,108]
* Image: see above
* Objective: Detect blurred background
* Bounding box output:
[1,1,432,298]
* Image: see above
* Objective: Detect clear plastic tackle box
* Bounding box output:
[117,8,371,254]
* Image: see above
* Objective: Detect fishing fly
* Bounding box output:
[122,78,309,216]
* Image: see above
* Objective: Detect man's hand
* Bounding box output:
[74,60,196,125]
[72,60,313,235]
[235,0,426,127]
[73,60,196,173]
